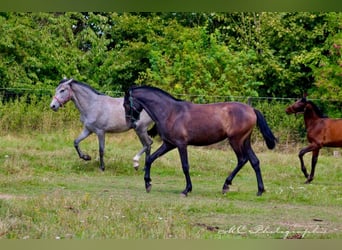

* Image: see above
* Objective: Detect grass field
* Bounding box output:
[0,130,341,239]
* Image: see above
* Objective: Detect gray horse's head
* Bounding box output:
[50,78,74,111]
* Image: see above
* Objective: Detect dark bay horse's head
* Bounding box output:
[50,78,74,111]
[124,88,143,129]
[285,97,307,115]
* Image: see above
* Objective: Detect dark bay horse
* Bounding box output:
[50,78,154,171]
[286,96,342,183]
[124,86,277,196]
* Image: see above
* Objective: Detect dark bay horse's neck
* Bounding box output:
[136,91,179,124]
[71,83,100,114]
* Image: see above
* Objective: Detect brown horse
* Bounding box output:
[124,86,277,196]
[286,96,342,183]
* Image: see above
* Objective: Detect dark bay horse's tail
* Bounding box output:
[147,124,159,138]
[254,109,278,149]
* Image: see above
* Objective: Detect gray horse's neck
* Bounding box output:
[70,83,100,114]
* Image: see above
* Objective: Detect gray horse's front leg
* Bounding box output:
[97,132,106,171]
[74,128,92,161]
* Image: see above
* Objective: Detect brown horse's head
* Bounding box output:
[285,97,307,115]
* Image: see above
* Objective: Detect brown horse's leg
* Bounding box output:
[298,144,319,182]
[246,146,264,196]
[298,146,311,179]
[222,140,248,194]
[306,149,320,183]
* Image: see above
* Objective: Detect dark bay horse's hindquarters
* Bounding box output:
[222,109,277,196]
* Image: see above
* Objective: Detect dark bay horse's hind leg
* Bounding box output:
[144,142,175,193]
[74,128,92,161]
[222,139,248,194]
[246,146,264,196]
[177,146,192,196]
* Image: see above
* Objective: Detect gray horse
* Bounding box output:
[50,78,154,171]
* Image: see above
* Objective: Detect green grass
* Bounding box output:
[0,130,341,239]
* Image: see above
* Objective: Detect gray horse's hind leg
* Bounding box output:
[133,147,148,169]
[74,128,92,161]
[133,128,153,170]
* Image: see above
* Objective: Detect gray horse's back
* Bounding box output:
[88,96,152,133]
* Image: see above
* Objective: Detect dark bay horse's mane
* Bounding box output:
[60,78,105,96]
[306,100,328,118]
[130,85,184,102]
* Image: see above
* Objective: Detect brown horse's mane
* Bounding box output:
[306,100,328,118]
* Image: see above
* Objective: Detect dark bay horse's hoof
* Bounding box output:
[305,179,313,184]
[256,189,265,196]
[82,155,91,161]
[145,183,152,193]
[222,183,229,194]
[180,192,187,198]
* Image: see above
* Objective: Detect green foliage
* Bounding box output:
[139,24,262,101]
[1,12,341,97]
[0,94,80,134]
[1,12,342,141]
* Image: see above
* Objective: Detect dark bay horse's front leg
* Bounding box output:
[144,142,175,193]
[74,128,92,161]
[177,146,192,196]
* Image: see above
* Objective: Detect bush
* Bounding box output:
[0,94,80,134]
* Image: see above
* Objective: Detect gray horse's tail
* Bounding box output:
[254,109,278,149]
[147,124,159,138]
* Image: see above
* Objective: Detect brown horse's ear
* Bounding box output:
[302,93,308,102]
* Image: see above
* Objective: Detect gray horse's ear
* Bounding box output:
[63,78,73,85]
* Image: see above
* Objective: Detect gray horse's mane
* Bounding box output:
[60,78,105,96]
